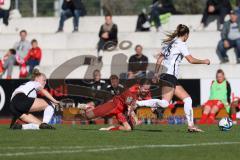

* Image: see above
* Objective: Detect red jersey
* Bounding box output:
[93,84,152,124]
[113,84,151,111]
[24,47,42,62]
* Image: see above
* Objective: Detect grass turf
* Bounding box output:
[0,124,239,160]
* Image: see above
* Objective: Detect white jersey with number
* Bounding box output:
[11,81,42,99]
[161,38,190,78]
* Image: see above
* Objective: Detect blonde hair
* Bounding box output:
[163,24,190,44]
[31,68,46,80]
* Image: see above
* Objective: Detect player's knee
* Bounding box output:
[183,97,192,106]
[124,123,132,131]
[125,126,132,131]
[160,99,169,108]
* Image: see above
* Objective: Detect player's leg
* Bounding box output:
[199,104,211,124]
[85,102,115,119]
[136,99,170,108]
[20,113,42,124]
[119,122,132,131]
[161,85,174,107]
[230,99,239,124]
[100,113,132,131]
[208,105,219,124]
[11,97,55,130]
[30,98,55,124]
[174,85,203,132]
[174,85,193,126]
[99,122,132,131]
[17,114,41,130]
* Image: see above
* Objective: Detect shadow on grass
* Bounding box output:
[133,129,163,132]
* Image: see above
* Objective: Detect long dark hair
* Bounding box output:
[163,24,190,44]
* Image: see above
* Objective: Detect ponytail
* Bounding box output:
[31,68,45,80]
[163,24,190,44]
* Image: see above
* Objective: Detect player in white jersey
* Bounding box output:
[155,24,210,132]
[9,69,59,130]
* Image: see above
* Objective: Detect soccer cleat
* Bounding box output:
[39,123,56,130]
[10,123,22,130]
[188,126,204,133]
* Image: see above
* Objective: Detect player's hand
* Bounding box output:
[204,59,210,65]
[102,32,109,39]
[53,100,60,104]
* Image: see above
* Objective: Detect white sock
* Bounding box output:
[183,97,194,126]
[22,123,39,130]
[136,99,169,108]
[43,105,54,124]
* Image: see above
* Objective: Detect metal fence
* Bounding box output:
[11,0,237,17]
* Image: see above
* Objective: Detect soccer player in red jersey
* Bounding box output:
[81,79,152,131]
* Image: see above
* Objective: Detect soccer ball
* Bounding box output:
[218,117,233,131]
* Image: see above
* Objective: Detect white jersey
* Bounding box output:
[161,38,190,78]
[11,81,42,99]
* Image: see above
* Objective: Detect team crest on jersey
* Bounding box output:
[126,96,133,104]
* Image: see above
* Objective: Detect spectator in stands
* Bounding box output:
[234,0,240,16]
[199,69,231,124]
[13,30,31,64]
[128,45,148,79]
[199,0,232,30]
[216,10,240,64]
[97,15,118,56]
[150,0,180,32]
[24,39,42,75]
[56,0,85,33]
[0,49,16,79]
[106,75,124,96]
[150,0,162,32]
[90,69,107,91]
[0,0,11,26]
[136,9,151,32]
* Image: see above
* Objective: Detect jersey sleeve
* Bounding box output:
[179,43,190,57]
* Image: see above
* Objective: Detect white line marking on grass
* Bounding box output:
[1,142,240,157]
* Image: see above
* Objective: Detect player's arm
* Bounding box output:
[129,110,141,126]
[154,54,164,76]
[185,55,210,65]
[40,88,59,104]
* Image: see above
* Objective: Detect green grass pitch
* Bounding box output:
[0,124,240,160]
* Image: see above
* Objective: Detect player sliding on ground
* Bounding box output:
[77,79,166,131]
[154,24,210,132]
[9,69,59,130]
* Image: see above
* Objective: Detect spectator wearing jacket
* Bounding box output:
[0,49,16,79]
[24,39,42,74]
[106,75,124,97]
[97,15,118,55]
[200,0,232,30]
[90,69,107,91]
[216,10,240,64]
[57,0,85,32]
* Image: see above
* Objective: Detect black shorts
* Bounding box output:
[10,93,35,118]
[160,73,180,88]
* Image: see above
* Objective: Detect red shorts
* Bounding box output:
[204,100,224,109]
[94,101,127,124]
